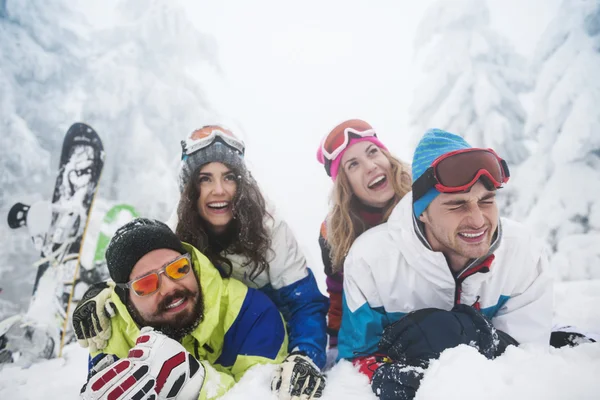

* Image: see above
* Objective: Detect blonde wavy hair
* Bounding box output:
[326,149,412,273]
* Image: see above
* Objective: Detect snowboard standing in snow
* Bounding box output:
[2,123,105,363]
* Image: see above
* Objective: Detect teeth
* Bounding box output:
[166,298,184,309]
[368,175,385,188]
[208,202,228,208]
[460,231,484,238]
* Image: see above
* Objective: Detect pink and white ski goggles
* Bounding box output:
[320,120,378,161]
[317,119,387,179]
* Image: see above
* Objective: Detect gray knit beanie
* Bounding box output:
[178,127,246,192]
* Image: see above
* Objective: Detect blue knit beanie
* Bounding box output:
[412,129,472,217]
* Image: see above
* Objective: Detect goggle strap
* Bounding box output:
[321,130,378,162]
[412,168,436,202]
[501,159,510,179]
[180,140,188,160]
[323,158,333,177]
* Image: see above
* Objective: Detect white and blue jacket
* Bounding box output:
[168,210,329,368]
[338,193,553,361]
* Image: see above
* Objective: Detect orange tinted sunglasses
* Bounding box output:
[116,254,193,297]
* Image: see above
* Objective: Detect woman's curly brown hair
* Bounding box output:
[175,163,272,281]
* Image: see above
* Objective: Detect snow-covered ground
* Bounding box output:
[1,280,599,400]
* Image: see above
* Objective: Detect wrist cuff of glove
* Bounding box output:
[352,354,390,381]
[288,350,308,357]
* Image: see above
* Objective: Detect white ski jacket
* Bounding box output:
[338,193,553,360]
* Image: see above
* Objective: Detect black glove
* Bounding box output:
[271,351,326,400]
[72,281,117,352]
[371,361,424,400]
[378,304,502,364]
[372,305,518,399]
[550,327,596,348]
[496,327,519,356]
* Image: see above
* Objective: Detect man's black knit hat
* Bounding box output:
[106,218,186,285]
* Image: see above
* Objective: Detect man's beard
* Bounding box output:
[127,287,204,342]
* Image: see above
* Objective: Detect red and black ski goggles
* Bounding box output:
[412,148,510,201]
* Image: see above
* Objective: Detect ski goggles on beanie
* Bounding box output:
[115,253,192,297]
[412,148,510,202]
[316,119,388,179]
[181,126,245,160]
[321,119,377,161]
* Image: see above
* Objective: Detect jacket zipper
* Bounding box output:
[454,277,462,305]
[452,255,495,307]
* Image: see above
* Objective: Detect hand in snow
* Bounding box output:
[72,281,117,353]
[371,362,424,400]
[377,304,500,364]
[271,351,326,400]
[81,327,205,400]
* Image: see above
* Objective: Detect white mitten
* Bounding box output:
[81,327,205,400]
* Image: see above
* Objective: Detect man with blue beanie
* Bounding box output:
[338,129,553,399]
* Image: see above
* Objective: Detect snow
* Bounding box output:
[0,281,598,399]
[554,280,600,337]
[0,0,219,319]
[418,343,600,400]
[0,344,88,399]
[506,0,600,280]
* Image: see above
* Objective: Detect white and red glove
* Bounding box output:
[81,327,205,400]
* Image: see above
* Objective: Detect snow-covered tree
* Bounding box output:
[74,0,219,218]
[508,0,600,280]
[410,0,532,165]
[0,0,88,317]
[0,0,219,316]
[1,0,218,218]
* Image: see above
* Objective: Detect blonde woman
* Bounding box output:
[316,119,411,352]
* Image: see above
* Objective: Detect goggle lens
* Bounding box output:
[321,120,377,161]
[435,150,504,187]
[190,126,236,140]
[165,257,191,280]
[131,274,159,297]
[129,255,192,297]
[412,148,510,202]
[323,131,348,155]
